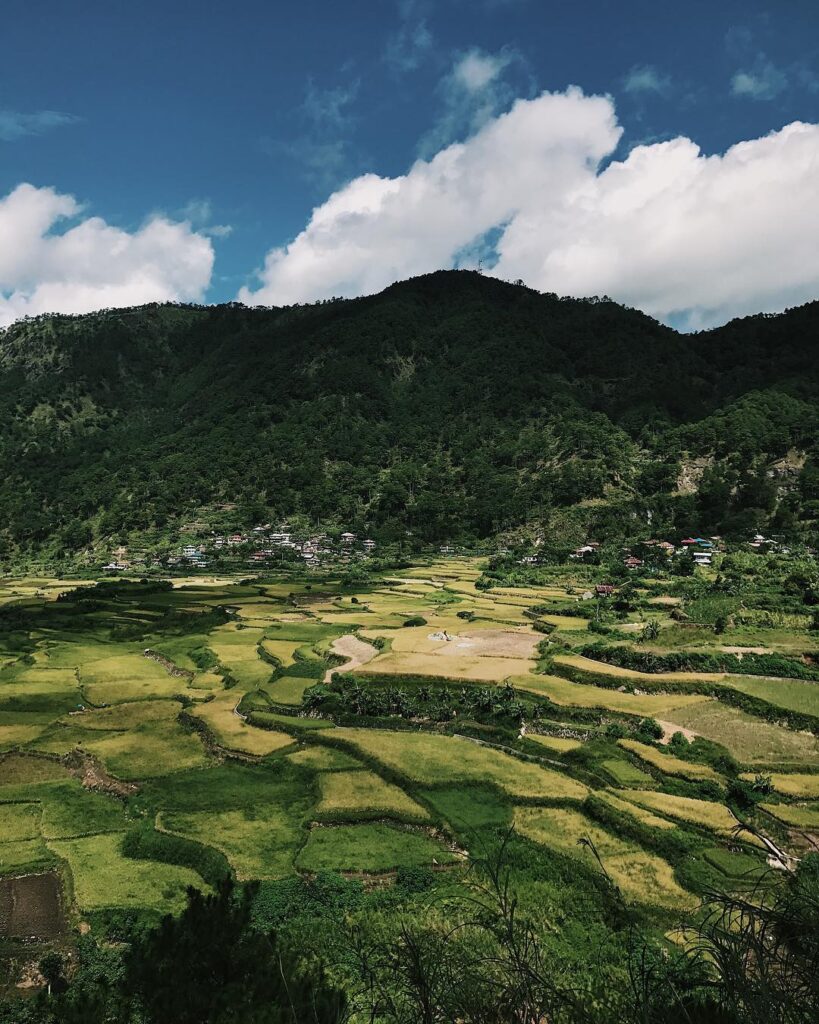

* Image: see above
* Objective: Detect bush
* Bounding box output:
[395,865,436,893]
[727,779,760,810]
[636,718,663,740]
[669,731,690,753]
[403,616,427,627]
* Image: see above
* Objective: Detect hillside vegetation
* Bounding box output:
[1,271,817,564]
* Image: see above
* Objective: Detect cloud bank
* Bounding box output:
[0,184,214,327]
[240,87,819,329]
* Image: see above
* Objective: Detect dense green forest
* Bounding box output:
[1,271,817,565]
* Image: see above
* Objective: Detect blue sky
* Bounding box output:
[1,0,818,328]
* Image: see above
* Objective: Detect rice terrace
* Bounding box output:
[2,551,819,1016]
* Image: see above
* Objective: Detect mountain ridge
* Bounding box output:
[0,271,817,565]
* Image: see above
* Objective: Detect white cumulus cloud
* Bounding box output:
[239,88,819,329]
[0,184,214,327]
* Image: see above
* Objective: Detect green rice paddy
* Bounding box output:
[0,556,814,929]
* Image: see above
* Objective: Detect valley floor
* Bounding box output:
[1,557,817,1000]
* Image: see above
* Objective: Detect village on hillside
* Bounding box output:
[98,518,796,577]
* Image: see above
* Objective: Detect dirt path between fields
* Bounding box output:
[324,635,379,681]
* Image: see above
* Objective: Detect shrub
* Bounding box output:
[727,779,760,810]
[637,718,663,741]
[403,616,427,627]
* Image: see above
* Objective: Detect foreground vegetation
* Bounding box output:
[1,553,818,1021]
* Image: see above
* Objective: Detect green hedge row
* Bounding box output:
[121,825,231,887]
[554,661,819,736]
[578,642,819,682]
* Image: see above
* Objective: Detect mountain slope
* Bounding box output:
[0,271,817,563]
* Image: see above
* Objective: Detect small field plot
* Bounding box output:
[0,802,41,842]
[62,700,177,731]
[192,693,294,756]
[670,703,819,766]
[264,621,340,644]
[0,838,55,876]
[189,671,224,691]
[160,801,307,880]
[287,745,362,771]
[265,675,318,706]
[423,786,511,830]
[316,770,430,823]
[358,649,534,682]
[702,847,767,884]
[208,624,273,689]
[50,833,204,913]
[741,772,819,798]
[148,634,213,674]
[761,803,819,828]
[0,668,80,714]
[388,628,539,660]
[542,615,590,632]
[618,740,723,783]
[527,736,583,754]
[593,791,677,830]
[511,674,711,717]
[0,872,66,940]
[37,781,127,838]
[80,653,182,704]
[26,721,125,757]
[328,729,588,800]
[249,711,333,732]
[296,823,458,873]
[83,714,208,779]
[601,758,656,788]
[259,638,302,668]
[0,753,69,787]
[620,791,743,836]
[0,717,50,749]
[721,677,819,717]
[144,763,312,878]
[513,806,691,909]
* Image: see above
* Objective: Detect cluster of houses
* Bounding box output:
[101,545,146,572]
[98,525,378,573]
[565,535,720,571]
[621,536,718,569]
[680,536,716,567]
[179,526,377,569]
[749,532,789,554]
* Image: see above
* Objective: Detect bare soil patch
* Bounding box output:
[0,873,66,940]
[64,750,138,798]
[430,629,539,659]
[656,720,699,744]
[325,635,380,681]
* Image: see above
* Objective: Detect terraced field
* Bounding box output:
[1,556,816,964]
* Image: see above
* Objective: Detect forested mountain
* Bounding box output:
[0,270,817,564]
